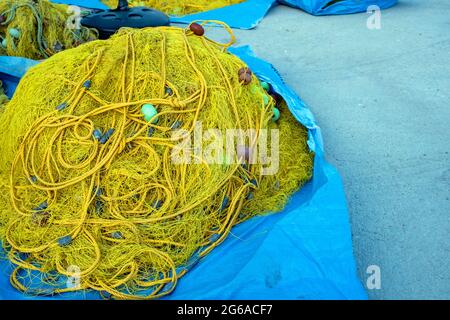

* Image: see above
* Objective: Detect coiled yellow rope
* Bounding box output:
[101,0,246,16]
[0,23,313,299]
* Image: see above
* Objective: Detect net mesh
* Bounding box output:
[0,0,97,59]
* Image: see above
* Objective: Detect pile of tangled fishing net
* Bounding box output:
[0,0,97,59]
[0,23,313,299]
[102,0,246,16]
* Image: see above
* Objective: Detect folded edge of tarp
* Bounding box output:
[0,48,367,299]
[50,0,277,29]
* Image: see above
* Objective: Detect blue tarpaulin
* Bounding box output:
[50,0,277,29]
[169,0,276,30]
[279,0,398,15]
[50,0,398,29]
[0,45,367,299]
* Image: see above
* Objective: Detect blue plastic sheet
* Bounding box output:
[0,57,38,98]
[279,0,397,15]
[0,46,367,300]
[50,0,398,29]
[50,0,277,29]
[169,0,276,30]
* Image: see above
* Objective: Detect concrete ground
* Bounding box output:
[227,0,449,299]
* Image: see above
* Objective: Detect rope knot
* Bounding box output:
[169,98,186,108]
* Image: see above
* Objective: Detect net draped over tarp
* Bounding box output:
[0,45,367,299]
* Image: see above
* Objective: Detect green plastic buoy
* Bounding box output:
[141,103,158,123]
[9,28,21,39]
[261,81,270,91]
[272,107,280,122]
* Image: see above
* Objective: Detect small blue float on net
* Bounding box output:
[56,102,68,111]
[165,86,173,96]
[57,235,73,247]
[83,80,92,89]
[94,186,103,196]
[95,200,103,214]
[153,200,163,210]
[220,196,229,211]
[111,231,123,239]
[99,128,115,144]
[92,129,102,140]
[171,120,182,130]
[33,201,48,211]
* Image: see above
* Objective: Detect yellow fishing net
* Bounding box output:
[0,0,98,60]
[0,23,313,299]
[101,0,246,16]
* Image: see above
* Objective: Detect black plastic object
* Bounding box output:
[81,0,170,39]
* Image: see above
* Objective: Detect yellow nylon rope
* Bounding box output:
[0,23,313,299]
